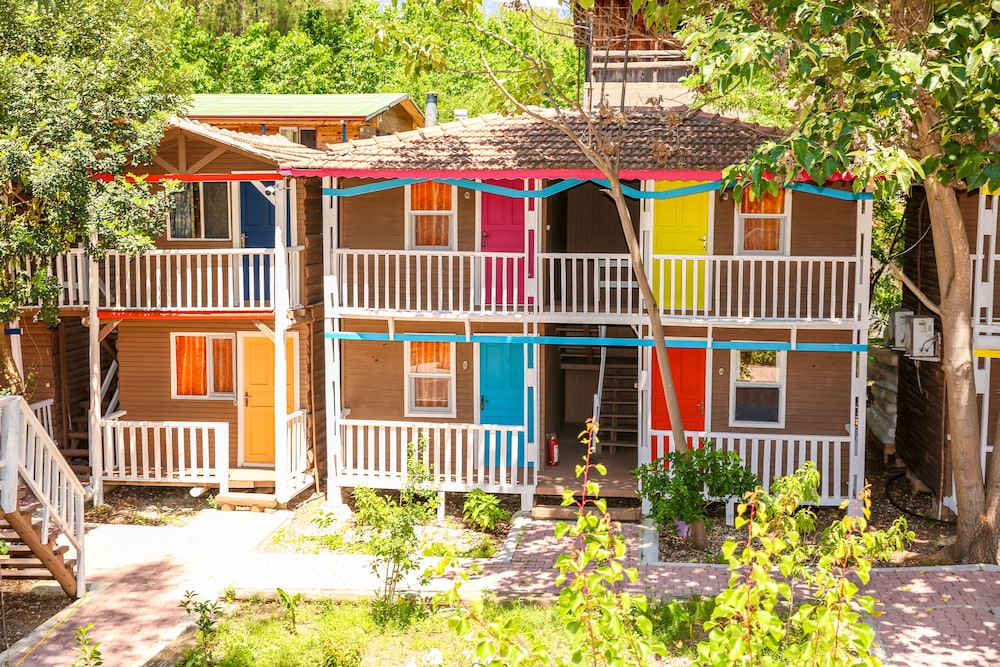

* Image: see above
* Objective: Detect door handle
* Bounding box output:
[245,392,250,407]
[480,395,487,410]
[241,233,247,248]
[481,231,488,248]
[699,236,707,250]
[697,400,705,415]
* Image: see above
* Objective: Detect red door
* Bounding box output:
[481,179,526,306]
[650,348,706,459]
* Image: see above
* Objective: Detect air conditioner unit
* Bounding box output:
[887,309,914,350]
[906,316,939,360]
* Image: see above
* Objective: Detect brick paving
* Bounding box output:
[7,513,1000,666]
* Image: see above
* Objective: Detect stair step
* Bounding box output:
[532,504,641,522]
[58,448,90,458]
[1,556,75,571]
[0,566,75,580]
[67,431,89,441]
[214,492,278,511]
[4,543,70,558]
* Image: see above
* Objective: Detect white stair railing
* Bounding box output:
[277,409,310,503]
[591,326,608,452]
[0,396,86,596]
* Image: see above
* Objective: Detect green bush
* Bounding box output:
[633,440,758,529]
[462,489,511,533]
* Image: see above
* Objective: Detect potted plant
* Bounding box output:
[634,440,758,549]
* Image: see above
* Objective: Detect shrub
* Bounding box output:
[462,489,510,533]
[633,439,758,530]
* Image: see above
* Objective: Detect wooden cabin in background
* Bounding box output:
[894,188,997,514]
[281,106,873,510]
[187,93,424,150]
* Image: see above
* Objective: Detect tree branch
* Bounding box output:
[875,259,941,317]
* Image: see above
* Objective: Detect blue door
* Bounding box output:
[480,342,526,466]
[240,182,276,302]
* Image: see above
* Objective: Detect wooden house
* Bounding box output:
[281,107,873,510]
[187,93,424,150]
[14,118,331,508]
[893,188,997,514]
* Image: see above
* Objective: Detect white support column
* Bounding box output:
[87,231,104,505]
[9,318,23,379]
[323,177,345,504]
[848,196,874,502]
[273,179,291,503]
[0,396,19,511]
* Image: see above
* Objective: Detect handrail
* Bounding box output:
[592,325,608,451]
[277,409,309,503]
[0,396,87,596]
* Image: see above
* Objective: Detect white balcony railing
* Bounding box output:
[332,249,859,323]
[277,409,311,503]
[338,419,535,493]
[334,249,528,314]
[28,398,57,441]
[20,247,304,312]
[649,430,853,505]
[98,414,230,492]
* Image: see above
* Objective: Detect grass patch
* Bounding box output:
[213,599,567,666]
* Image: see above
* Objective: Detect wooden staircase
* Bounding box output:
[1,487,78,596]
[556,325,639,452]
[1,396,87,598]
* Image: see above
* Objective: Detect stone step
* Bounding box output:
[214,492,278,512]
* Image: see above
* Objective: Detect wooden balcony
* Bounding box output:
[22,247,304,313]
[332,249,863,325]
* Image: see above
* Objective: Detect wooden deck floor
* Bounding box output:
[536,429,639,498]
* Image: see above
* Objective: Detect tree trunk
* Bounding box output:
[688,518,708,549]
[604,176,687,451]
[924,176,998,563]
[0,324,25,395]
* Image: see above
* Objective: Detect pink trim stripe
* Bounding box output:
[279,167,725,180]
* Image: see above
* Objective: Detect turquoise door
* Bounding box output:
[480,342,526,466]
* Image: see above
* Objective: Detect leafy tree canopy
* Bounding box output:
[0,0,189,329]
[174,0,581,118]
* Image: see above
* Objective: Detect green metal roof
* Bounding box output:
[187,94,421,121]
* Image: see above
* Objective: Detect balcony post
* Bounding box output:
[323,177,345,504]
[273,178,291,503]
[87,230,104,505]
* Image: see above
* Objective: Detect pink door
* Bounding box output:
[481,179,526,306]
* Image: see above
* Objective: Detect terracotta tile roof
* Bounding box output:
[282,106,783,178]
[169,117,328,164]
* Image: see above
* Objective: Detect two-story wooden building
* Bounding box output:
[280,107,873,510]
[17,118,330,507]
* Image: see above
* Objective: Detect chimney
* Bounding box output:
[425,91,438,127]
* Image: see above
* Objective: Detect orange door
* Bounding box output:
[241,336,296,466]
[650,347,706,459]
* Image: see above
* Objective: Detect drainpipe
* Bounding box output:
[425,92,438,127]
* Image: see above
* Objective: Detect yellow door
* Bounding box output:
[652,181,710,311]
[242,336,296,466]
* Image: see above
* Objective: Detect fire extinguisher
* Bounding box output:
[547,432,559,467]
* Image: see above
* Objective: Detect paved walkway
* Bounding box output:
[6,513,1000,666]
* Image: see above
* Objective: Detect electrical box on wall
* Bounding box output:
[887,309,914,350]
[906,316,939,360]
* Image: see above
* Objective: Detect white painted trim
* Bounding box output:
[733,189,792,256]
[473,342,482,426]
[728,348,787,429]
[404,182,458,251]
[403,340,458,418]
[168,332,237,400]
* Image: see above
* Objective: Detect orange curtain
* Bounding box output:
[175,336,207,396]
[414,215,450,247]
[410,181,451,211]
[212,337,234,393]
[410,342,450,408]
[741,189,784,251]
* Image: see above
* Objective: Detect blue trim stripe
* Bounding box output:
[323,178,873,202]
[326,331,866,353]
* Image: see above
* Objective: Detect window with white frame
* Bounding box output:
[736,188,789,254]
[169,182,232,240]
[172,333,236,399]
[278,126,317,148]
[406,181,456,249]
[730,348,785,427]
[405,341,455,416]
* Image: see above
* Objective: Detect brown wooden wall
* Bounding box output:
[116,319,316,464]
[202,113,419,149]
[894,188,980,500]
[563,181,640,253]
[708,328,854,435]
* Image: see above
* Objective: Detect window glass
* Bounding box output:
[408,342,453,413]
[202,182,231,239]
[409,182,454,249]
[169,183,231,240]
[211,337,234,394]
[740,190,785,252]
[175,335,207,396]
[279,127,299,143]
[299,129,317,148]
[732,350,783,424]
[170,186,196,239]
[414,214,450,247]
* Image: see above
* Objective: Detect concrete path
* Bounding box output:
[6,513,999,666]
